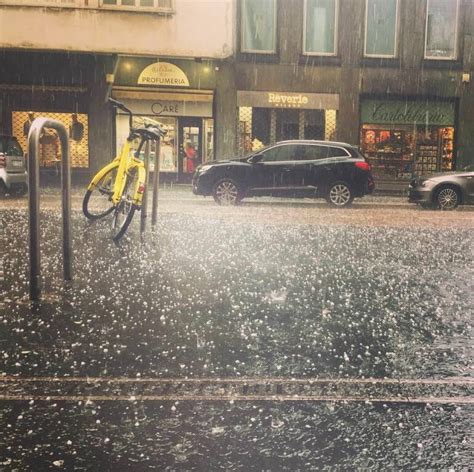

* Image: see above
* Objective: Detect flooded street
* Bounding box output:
[0,190,473,470]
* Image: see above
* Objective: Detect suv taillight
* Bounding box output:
[0,153,5,168]
[355,161,371,171]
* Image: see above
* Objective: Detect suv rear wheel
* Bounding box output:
[212,178,242,206]
[326,181,353,207]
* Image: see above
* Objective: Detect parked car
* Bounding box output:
[0,135,28,196]
[408,166,474,210]
[192,140,375,207]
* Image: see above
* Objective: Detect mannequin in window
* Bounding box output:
[70,113,84,142]
[23,112,35,137]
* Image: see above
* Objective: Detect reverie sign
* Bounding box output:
[237,91,339,110]
[361,99,455,126]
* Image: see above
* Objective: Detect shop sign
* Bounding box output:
[138,62,190,87]
[237,91,339,110]
[361,99,455,126]
[268,93,309,107]
[115,98,212,118]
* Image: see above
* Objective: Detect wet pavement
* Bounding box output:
[0,189,473,470]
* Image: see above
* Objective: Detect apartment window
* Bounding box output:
[303,0,338,56]
[425,0,459,59]
[365,0,399,57]
[100,0,174,12]
[241,0,277,54]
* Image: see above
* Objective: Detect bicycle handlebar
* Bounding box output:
[108,97,133,129]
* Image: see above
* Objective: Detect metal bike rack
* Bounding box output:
[27,118,72,301]
[151,139,161,228]
[140,139,161,236]
[140,140,151,237]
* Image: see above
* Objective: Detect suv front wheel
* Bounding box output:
[212,178,242,206]
[326,181,353,207]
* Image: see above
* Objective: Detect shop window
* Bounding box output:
[364,0,398,57]
[12,111,89,168]
[156,117,177,173]
[116,114,177,173]
[241,0,277,54]
[99,0,174,13]
[251,108,271,149]
[276,109,299,141]
[304,110,325,140]
[360,124,455,179]
[238,107,338,156]
[425,0,459,59]
[303,0,338,56]
[203,119,214,162]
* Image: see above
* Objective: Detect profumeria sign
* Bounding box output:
[138,62,190,87]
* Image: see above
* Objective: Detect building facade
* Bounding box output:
[227,0,474,183]
[1,0,473,185]
[0,0,236,180]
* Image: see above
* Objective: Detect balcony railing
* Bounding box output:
[0,0,174,13]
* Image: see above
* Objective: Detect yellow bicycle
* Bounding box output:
[82,98,165,241]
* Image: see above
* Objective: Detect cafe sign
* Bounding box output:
[361,99,455,126]
[138,62,190,87]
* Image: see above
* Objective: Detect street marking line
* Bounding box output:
[0,394,472,404]
[1,377,471,405]
[1,376,472,385]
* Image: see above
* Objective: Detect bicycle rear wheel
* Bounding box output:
[111,168,138,241]
[83,165,118,220]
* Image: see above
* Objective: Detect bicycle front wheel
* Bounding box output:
[111,168,138,241]
[83,164,118,220]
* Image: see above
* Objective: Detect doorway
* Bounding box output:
[178,118,202,182]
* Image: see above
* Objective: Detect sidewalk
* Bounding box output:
[34,183,412,209]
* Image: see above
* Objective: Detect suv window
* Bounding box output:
[327,146,350,157]
[261,145,299,162]
[0,137,23,156]
[299,145,330,160]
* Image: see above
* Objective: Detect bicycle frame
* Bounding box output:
[83,97,164,242]
[87,139,147,207]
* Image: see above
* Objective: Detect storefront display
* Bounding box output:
[360,99,455,179]
[237,91,339,155]
[116,115,178,173]
[112,57,216,182]
[12,111,89,168]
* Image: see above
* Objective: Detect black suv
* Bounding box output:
[192,140,374,207]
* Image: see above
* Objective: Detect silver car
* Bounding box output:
[408,166,474,210]
[0,135,28,196]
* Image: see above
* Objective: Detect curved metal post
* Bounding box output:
[27,118,72,301]
[151,140,161,228]
[140,140,151,237]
